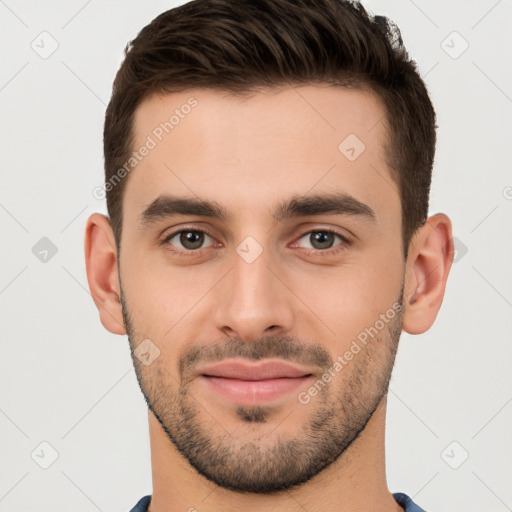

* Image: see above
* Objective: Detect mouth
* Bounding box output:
[196,359,315,405]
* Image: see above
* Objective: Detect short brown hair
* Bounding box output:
[103,0,436,256]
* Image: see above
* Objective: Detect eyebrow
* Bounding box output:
[138,191,376,227]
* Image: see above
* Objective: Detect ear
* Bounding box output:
[402,213,454,335]
[84,213,126,335]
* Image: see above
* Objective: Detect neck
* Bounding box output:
[146,395,402,512]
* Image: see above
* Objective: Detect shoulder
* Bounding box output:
[393,492,428,512]
[128,495,152,512]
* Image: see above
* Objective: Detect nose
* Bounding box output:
[213,245,295,342]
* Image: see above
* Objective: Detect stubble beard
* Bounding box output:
[121,286,403,494]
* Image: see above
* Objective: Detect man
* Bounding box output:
[84,0,453,510]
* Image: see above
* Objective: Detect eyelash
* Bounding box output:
[160,226,352,257]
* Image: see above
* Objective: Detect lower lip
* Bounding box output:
[200,375,313,405]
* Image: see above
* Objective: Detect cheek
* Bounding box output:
[289,254,403,345]
[121,226,403,352]
[121,252,215,343]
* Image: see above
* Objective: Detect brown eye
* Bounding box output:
[309,232,336,249]
[164,229,214,251]
[297,230,347,251]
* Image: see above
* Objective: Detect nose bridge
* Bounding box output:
[214,238,294,341]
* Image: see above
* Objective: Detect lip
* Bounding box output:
[196,359,315,405]
[196,359,313,380]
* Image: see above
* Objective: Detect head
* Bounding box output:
[86,0,453,495]
[103,0,436,257]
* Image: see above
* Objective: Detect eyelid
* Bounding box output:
[160,225,352,255]
[290,228,352,254]
[161,225,218,252]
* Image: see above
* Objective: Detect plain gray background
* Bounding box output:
[1,0,511,511]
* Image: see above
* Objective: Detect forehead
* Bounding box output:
[124,84,398,228]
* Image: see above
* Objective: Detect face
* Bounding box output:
[118,85,405,493]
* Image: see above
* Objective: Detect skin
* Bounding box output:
[84,84,453,511]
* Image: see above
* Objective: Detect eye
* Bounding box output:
[295,229,350,254]
[161,227,351,258]
[162,228,216,253]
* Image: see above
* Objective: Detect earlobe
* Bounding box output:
[402,213,454,335]
[84,213,126,335]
